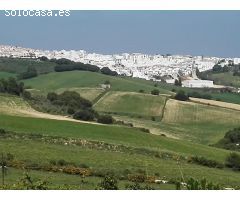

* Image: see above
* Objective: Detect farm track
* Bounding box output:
[190,97,240,111]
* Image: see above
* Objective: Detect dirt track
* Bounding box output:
[190,97,240,111]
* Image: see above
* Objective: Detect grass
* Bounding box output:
[0,139,240,187]
[23,71,171,94]
[0,93,34,116]
[0,71,16,79]
[0,113,235,163]
[94,91,167,118]
[162,99,240,144]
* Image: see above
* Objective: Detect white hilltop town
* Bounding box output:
[1,45,240,88]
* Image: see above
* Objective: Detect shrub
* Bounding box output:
[0,128,6,134]
[174,90,189,101]
[98,175,118,190]
[22,90,32,99]
[225,152,240,170]
[139,89,144,93]
[73,109,95,121]
[97,115,114,124]
[151,89,160,95]
[47,92,58,102]
[189,156,224,169]
[57,159,68,166]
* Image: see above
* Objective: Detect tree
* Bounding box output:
[151,89,160,95]
[100,67,118,76]
[174,90,189,101]
[174,79,182,86]
[97,115,114,124]
[73,109,95,121]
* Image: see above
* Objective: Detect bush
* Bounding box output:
[139,89,144,93]
[189,156,224,169]
[151,89,160,95]
[225,152,240,170]
[214,127,240,151]
[22,90,31,99]
[73,110,95,121]
[97,115,114,124]
[0,128,6,134]
[47,92,58,102]
[98,175,118,190]
[174,90,189,101]
[57,159,68,166]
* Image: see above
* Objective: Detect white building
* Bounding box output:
[182,80,214,88]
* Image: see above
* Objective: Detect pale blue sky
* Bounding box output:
[0,11,239,57]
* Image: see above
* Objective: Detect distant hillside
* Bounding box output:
[0,57,56,74]
[23,71,172,94]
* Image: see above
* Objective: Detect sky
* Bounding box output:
[0,11,240,57]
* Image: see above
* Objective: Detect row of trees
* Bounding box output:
[54,63,100,73]
[52,58,118,76]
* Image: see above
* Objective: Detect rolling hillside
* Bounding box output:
[23,71,172,94]
[1,69,240,188]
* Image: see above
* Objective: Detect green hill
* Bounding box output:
[23,71,171,94]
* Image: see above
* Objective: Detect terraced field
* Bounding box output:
[94,91,167,119]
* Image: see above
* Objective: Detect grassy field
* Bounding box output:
[23,71,171,94]
[4,168,175,190]
[162,99,240,144]
[1,94,240,188]
[94,91,167,118]
[0,71,16,79]
[0,137,240,187]
[0,113,236,163]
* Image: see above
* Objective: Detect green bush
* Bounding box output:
[97,115,114,124]
[73,109,95,121]
[98,175,118,190]
[151,89,160,95]
[225,152,240,171]
[174,90,189,101]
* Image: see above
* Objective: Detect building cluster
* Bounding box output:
[0,45,239,88]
